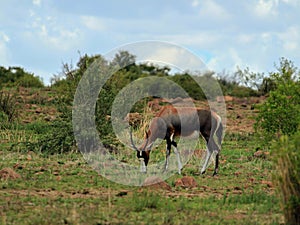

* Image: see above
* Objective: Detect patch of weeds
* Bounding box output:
[131,191,161,212]
[0,91,18,122]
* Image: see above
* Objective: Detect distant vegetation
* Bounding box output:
[0,66,44,88]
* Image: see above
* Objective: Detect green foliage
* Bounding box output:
[272,132,300,225]
[234,67,264,93]
[131,191,161,212]
[255,58,300,140]
[259,77,277,95]
[226,83,258,97]
[216,72,259,97]
[14,118,76,155]
[111,50,136,68]
[0,66,44,88]
[17,73,44,88]
[170,73,206,100]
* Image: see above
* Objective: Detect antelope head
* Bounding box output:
[129,117,166,173]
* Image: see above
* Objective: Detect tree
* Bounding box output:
[111,50,136,69]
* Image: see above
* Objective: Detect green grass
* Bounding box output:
[0,130,283,224]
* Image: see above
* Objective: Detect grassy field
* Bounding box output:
[0,136,282,224]
[0,89,283,225]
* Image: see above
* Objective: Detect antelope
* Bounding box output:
[130,105,223,176]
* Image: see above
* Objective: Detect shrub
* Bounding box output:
[255,58,300,140]
[0,66,44,88]
[272,132,300,225]
[15,119,76,155]
[17,74,44,88]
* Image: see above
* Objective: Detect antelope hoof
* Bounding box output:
[201,170,206,175]
[162,166,169,174]
[140,167,147,174]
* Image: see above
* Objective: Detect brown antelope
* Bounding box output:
[130,105,223,176]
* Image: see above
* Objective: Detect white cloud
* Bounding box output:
[237,34,255,44]
[32,0,41,6]
[254,0,279,17]
[155,32,220,48]
[38,26,81,51]
[1,0,300,85]
[277,26,300,51]
[0,32,10,43]
[0,32,11,64]
[191,0,199,7]
[207,47,244,73]
[80,16,106,32]
[198,0,231,21]
[117,42,207,72]
[80,16,106,31]
[144,46,201,71]
[281,0,300,5]
[27,11,82,51]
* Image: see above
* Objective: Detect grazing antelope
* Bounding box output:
[130,105,223,176]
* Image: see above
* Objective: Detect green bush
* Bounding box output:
[15,119,76,155]
[0,66,44,88]
[255,58,300,140]
[17,74,44,88]
[272,132,300,225]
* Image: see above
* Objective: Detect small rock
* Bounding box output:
[261,180,273,188]
[143,176,172,191]
[253,150,269,159]
[222,96,233,102]
[0,168,21,180]
[174,176,197,188]
[35,108,43,114]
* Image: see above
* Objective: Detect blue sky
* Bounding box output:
[1,0,300,84]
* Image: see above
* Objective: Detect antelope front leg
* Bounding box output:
[140,158,147,173]
[163,140,171,173]
[201,148,212,175]
[173,147,182,174]
[163,146,170,172]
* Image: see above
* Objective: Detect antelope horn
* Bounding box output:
[129,129,139,152]
[141,131,149,152]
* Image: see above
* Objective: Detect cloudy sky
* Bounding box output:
[1,0,300,84]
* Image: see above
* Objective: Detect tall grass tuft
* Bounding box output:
[131,191,161,212]
[272,132,300,225]
[0,91,18,122]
